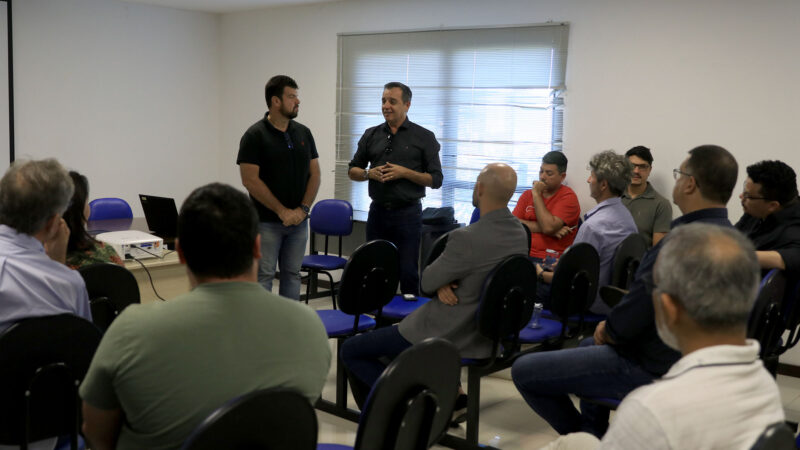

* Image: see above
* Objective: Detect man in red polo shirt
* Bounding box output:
[513,151,581,262]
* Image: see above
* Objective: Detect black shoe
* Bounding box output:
[449,394,468,427]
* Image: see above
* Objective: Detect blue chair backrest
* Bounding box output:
[469,208,480,224]
[89,198,133,220]
[310,199,353,236]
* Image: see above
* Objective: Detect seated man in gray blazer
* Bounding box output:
[340,162,528,408]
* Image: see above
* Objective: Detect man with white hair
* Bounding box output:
[542,223,784,449]
[0,159,91,333]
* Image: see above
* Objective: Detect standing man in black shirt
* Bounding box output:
[736,160,800,277]
[348,82,442,296]
[237,75,320,300]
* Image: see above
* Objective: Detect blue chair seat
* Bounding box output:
[317,310,376,337]
[518,318,564,343]
[317,445,352,450]
[380,294,432,320]
[302,254,347,271]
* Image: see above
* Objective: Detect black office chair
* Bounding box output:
[599,233,648,309]
[0,314,102,450]
[315,240,400,420]
[181,388,317,450]
[380,232,450,323]
[318,338,461,450]
[79,263,141,331]
[441,255,537,447]
[301,199,354,308]
[750,421,795,450]
[748,269,788,376]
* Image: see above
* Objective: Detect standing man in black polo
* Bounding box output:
[348,82,442,296]
[238,75,320,300]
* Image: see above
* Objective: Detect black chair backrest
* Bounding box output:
[181,388,317,450]
[748,269,787,359]
[609,233,648,289]
[520,222,532,254]
[419,233,449,297]
[476,255,537,357]
[0,314,102,448]
[79,263,140,331]
[549,243,600,321]
[779,278,800,352]
[338,240,400,316]
[749,421,795,450]
[355,338,460,450]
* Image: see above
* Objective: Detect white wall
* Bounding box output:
[219,0,800,221]
[14,0,220,216]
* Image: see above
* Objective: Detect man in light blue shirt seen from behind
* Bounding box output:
[536,150,638,315]
[0,158,91,334]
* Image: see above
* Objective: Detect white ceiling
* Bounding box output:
[122,0,342,14]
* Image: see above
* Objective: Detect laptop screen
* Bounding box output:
[139,194,178,239]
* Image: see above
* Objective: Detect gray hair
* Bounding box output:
[0,159,74,235]
[589,150,632,197]
[654,223,759,330]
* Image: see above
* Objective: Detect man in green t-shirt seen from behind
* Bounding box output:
[80,183,331,450]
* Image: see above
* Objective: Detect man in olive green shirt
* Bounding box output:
[80,183,331,450]
[621,146,673,247]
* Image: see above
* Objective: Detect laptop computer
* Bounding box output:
[139,194,178,247]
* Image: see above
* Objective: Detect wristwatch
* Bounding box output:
[301,204,311,217]
[364,168,370,181]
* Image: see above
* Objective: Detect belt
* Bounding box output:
[374,199,421,210]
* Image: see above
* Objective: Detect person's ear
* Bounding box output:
[43,214,61,239]
[253,234,262,260]
[175,238,186,265]
[765,200,782,216]
[660,292,681,327]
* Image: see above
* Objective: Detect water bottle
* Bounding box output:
[543,249,559,271]
[530,302,543,329]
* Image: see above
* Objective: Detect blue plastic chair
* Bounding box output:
[301,199,353,308]
[315,240,399,418]
[88,198,133,220]
[469,207,480,224]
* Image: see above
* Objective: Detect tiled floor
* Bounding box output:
[299,289,800,449]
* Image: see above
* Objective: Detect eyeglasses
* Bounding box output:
[631,163,650,170]
[283,132,294,150]
[384,134,393,155]
[672,169,693,181]
[741,182,767,201]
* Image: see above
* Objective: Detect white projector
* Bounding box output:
[96,230,164,260]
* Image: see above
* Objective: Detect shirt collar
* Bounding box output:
[663,340,761,379]
[382,117,411,133]
[671,207,728,228]
[584,197,622,220]
[622,182,657,200]
[262,112,293,133]
[0,224,45,253]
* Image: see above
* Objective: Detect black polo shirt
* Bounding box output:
[237,113,318,223]
[348,118,442,205]
[736,198,800,277]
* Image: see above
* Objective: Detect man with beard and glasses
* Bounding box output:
[621,146,672,248]
[237,75,320,300]
[348,82,442,297]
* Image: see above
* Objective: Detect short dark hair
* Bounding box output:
[64,171,97,252]
[542,151,568,174]
[383,82,412,103]
[625,146,653,165]
[178,183,259,279]
[746,160,798,206]
[265,75,298,108]
[686,145,738,204]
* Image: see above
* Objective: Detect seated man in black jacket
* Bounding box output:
[511,145,739,437]
[736,160,800,278]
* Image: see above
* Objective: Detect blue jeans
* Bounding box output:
[340,325,413,407]
[511,341,656,437]
[258,220,308,300]
[366,202,422,296]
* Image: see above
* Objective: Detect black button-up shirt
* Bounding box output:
[736,198,800,277]
[348,118,442,205]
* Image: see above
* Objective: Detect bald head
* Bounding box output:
[473,163,517,212]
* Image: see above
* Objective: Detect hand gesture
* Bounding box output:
[532,181,547,196]
[379,162,409,183]
[554,225,573,239]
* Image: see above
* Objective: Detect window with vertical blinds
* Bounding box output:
[335,24,569,223]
